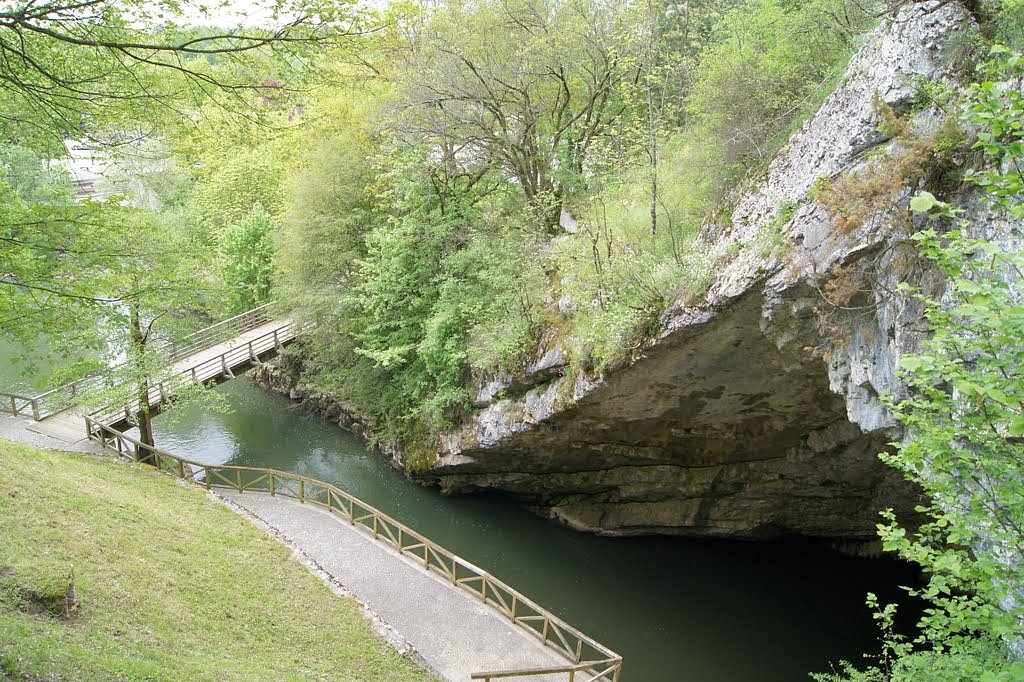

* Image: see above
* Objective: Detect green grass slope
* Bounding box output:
[0,440,434,681]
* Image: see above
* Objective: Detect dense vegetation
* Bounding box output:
[261,0,879,451]
[0,440,431,681]
[2,0,1024,678]
[0,0,887,446]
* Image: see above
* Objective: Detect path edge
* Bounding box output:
[209,489,442,681]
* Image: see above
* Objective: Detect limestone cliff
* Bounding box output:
[261,1,1005,546]
[408,1,988,543]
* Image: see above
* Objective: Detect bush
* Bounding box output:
[815,45,1024,682]
[220,204,276,314]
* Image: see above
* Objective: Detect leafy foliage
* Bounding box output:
[221,204,277,314]
[376,0,639,231]
[686,0,872,168]
[290,137,548,450]
[0,0,359,151]
[815,45,1024,682]
[964,45,1024,217]
[545,0,871,371]
[0,0,363,444]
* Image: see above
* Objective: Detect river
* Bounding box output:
[152,373,917,682]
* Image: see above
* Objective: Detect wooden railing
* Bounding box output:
[154,303,275,363]
[471,660,623,682]
[84,416,623,682]
[0,304,280,421]
[0,391,42,420]
[89,319,296,426]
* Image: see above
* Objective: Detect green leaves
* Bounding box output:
[962,46,1024,219]
[686,0,871,168]
[220,204,277,314]
[1009,415,1024,437]
[821,42,1024,682]
[908,191,938,213]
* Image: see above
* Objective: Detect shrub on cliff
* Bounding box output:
[815,44,1024,682]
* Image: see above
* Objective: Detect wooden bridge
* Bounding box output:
[0,304,296,445]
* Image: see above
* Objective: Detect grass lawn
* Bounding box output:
[0,439,435,681]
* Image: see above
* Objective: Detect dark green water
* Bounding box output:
[153,375,916,682]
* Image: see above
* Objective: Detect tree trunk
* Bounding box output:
[646,0,659,238]
[130,304,156,458]
[135,382,155,462]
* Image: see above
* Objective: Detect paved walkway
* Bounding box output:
[1,413,573,681]
[218,491,569,682]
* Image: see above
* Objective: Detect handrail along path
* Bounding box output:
[84,415,624,682]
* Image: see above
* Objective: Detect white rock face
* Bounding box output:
[412,3,986,542]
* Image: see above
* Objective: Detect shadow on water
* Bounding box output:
[153,374,920,682]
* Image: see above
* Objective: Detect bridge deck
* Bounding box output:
[26,319,292,445]
[217,490,570,682]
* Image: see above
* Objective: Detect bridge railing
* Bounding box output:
[83,415,623,682]
[0,391,42,421]
[30,373,112,421]
[89,319,296,426]
[471,660,623,681]
[154,303,276,363]
[1,303,281,421]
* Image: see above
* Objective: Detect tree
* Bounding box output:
[0,0,359,149]
[686,0,871,169]
[377,0,638,231]
[0,0,364,313]
[2,187,217,447]
[221,204,277,314]
[0,0,368,444]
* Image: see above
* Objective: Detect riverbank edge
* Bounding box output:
[251,357,407,468]
[249,359,890,557]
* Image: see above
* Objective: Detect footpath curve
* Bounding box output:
[84,417,623,682]
[217,490,569,681]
